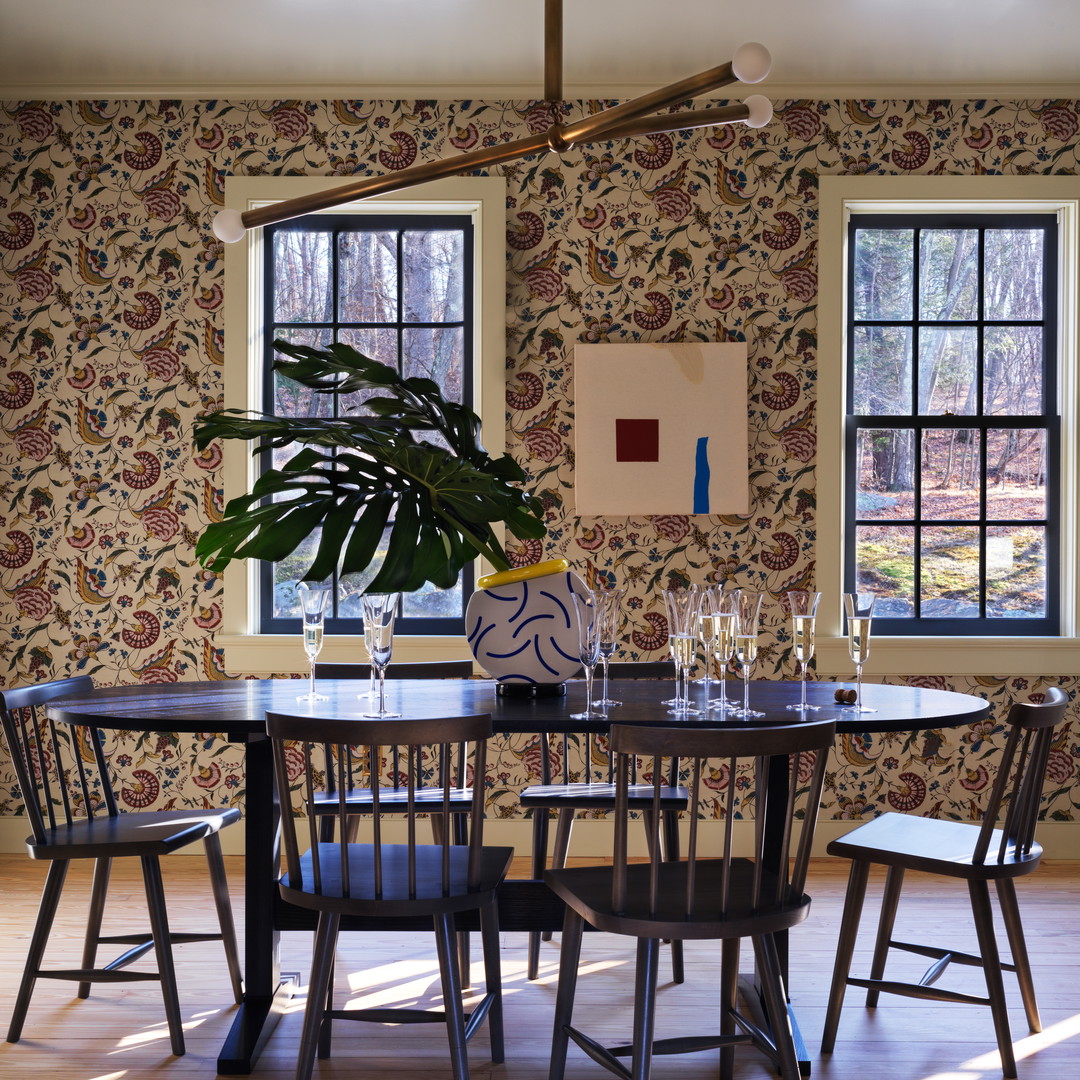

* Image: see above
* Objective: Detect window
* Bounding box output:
[846,213,1059,635]
[261,213,474,637]
[218,176,505,673]
[817,176,1079,676]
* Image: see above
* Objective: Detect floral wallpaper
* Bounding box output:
[0,94,1077,827]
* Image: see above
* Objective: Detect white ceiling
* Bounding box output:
[2,0,1079,101]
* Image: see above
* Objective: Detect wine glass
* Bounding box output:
[570,588,604,720]
[361,592,401,718]
[296,580,332,702]
[595,586,627,708]
[662,584,702,714]
[707,586,740,713]
[697,587,722,711]
[786,590,822,712]
[843,592,877,713]
[733,589,764,718]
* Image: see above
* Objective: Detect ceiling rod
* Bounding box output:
[212,0,771,242]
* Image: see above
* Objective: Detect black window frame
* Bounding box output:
[845,211,1060,636]
[258,211,476,637]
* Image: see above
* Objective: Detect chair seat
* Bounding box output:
[519,782,689,811]
[26,806,241,860]
[826,812,1043,881]
[281,842,514,916]
[312,787,475,813]
[545,858,812,941]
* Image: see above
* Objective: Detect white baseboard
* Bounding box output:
[2,816,1077,861]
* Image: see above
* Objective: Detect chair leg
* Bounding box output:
[434,911,470,1080]
[866,864,904,1008]
[996,878,1041,1034]
[140,855,185,1056]
[317,956,335,1059]
[78,856,112,999]
[969,880,1017,1079]
[752,933,800,1080]
[527,808,550,980]
[661,809,685,984]
[541,809,574,943]
[7,859,68,1043]
[479,899,504,1063]
[719,938,740,1080]
[821,857,871,1054]
[452,813,472,989]
[298,912,340,1080]
[548,908,585,1080]
[203,834,243,1004]
[631,937,660,1080]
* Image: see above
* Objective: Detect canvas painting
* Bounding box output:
[573,342,749,516]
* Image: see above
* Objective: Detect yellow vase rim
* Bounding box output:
[476,558,570,590]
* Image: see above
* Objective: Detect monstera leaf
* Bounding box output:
[194,340,545,594]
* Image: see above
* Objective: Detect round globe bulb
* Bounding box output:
[732,42,772,85]
[743,95,773,129]
[213,208,247,244]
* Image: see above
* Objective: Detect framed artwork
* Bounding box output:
[573,342,749,515]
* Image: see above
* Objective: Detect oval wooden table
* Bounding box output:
[47,676,990,1074]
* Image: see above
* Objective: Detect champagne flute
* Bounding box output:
[697,587,722,711]
[662,584,702,714]
[595,586,627,707]
[733,589,764,718]
[843,592,877,713]
[786,590,822,712]
[709,586,740,713]
[570,588,604,720]
[361,592,401,718]
[296,580,332,702]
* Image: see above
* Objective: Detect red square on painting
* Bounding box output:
[615,418,659,462]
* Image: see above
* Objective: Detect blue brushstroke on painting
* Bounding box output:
[693,436,710,513]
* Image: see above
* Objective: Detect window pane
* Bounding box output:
[853,228,912,320]
[403,579,464,620]
[984,325,1043,415]
[986,429,1047,520]
[987,525,1046,618]
[338,230,398,322]
[337,328,400,414]
[921,429,980,520]
[855,428,914,518]
[852,326,912,415]
[403,327,464,401]
[273,231,332,323]
[919,229,978,320]
[919,326,977,414]
[273,329,334,417]
[921,526,980,617]
[985,229,1043,320]
[403,230,464,322]
[272,531,323,618]
[856,524,915,616]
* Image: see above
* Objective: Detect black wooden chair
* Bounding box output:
[1,675,242,1057]
[266,708,513,1080]
[519,660,689,980]
[821,686,1070,1079]
[546,718,835,1080]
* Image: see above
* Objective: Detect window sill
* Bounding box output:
[814,635,1080,678]
[215,635,475,678]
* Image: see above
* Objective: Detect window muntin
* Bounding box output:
[259,213,474,636]
[846,214,1059,635]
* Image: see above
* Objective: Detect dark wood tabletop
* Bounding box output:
[46,675,990,736]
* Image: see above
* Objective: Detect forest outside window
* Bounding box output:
[846,213,1059,636]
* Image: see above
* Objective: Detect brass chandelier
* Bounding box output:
[212,0,771,242]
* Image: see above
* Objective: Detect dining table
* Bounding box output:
[46,674,991,1075]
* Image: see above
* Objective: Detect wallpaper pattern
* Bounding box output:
[0,95,1077,824]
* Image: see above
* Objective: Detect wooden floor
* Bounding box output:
[0,854,1077,1079]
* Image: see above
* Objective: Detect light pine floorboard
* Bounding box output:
[0,854,1076,1079]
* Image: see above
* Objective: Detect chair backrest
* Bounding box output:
[0,675,108,845]
[267,711,493,899]
[973,686,1070,865]
[311,661,473,798]
[608,720,835,919]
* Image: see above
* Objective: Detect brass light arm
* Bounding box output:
[544,0,563,103]
[595,100,767,141]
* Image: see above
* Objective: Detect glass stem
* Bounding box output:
[856,663,863,709]
[378,666,387,714]
[309,660,317,700]
[583,665,594,713]
[601,657,610,703]
[701,650,711,710]
[743,664,750,715]
[800,667,807,710]
[718,657,728,710]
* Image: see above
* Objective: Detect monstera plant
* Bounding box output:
[193,339,545,593]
